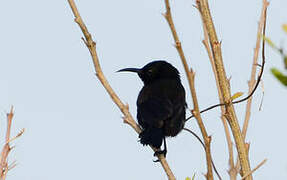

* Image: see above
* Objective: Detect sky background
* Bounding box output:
[0,0,286,179]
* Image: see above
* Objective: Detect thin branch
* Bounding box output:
[8,128,25,144]
[242,0,269,141]
[183,128,204,147]
[186,0,269,122]
[0,107,14,179]
[67,1,175,179]
[163,0,193,91]
[163,0,213,179]
[198,7,236,179]
[7,160,17,171]
[259,81,264,111]
[183,128,222,180]
[190,71,214,180]
[185,57,265,122]
[196,0,252,179]
[241,159,267,180]
[236,0,269,172]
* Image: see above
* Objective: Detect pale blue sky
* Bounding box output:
[0,0,286,179]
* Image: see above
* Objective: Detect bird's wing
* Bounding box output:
[137,98,173,129]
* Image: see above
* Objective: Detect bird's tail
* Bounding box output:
[139,127,164,149]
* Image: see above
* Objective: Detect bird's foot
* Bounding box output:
[153,149,167,162]
[154,149,167,157]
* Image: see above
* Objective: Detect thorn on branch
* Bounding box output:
[175,41,181,48]
[192,4,199,9]
[162,13,168,18]
[122,116,129,124]
[207,136,212,144]
[8,160,17,171]
[190,68,195,76]
[74,17,80,24]
[241,159,267,180]
[213,41,221,46]
[124,103,129,110]
[191,109,197,117]
[81,37,88,46]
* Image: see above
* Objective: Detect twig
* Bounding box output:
[185,55,265,122]
[67,1,175,179]
[236,0,269,173]
[190,71,214,180]
[241,159,267,180]
[242,0,269,140]
[183,128,222,180]
[185,1,269,124]
[7,160,17,171]
[0,107,13,179]
[163,0,213,179]
[186,0,268,122]
[196,0,252,179]
[197,6,236,179]
[259,81,264,111]
[8,129,25,144]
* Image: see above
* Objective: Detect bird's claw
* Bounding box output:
[153,149,167,162]
[154,149,167,157]
[153,159,160,163]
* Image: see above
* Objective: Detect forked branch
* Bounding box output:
[163,0,213,179]
[196,0,252,179]
[0,107,24,180]
[67,0,175,179]
[235,0,269,174]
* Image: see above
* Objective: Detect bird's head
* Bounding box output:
[117,61,180,85]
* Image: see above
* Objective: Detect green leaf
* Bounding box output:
[271,68,287,86]
[282,24,287,34]
[262,35,277,49]
[192,173,196,180]
[284,56,287,69]
[231,92,244,100]
[186,173,196,180]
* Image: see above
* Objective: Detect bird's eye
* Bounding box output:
[147,69,153,74]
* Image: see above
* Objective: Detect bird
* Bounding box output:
[118,60,186,159]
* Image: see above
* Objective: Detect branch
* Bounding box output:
[183,128,222,180]
[186,0,269,123]
[0,107,23,179]
[198,8,236,178]
[163,0,213,179]
[235,0,269,173]
[242,0,269,143]
[190,71,214,180]
[196,0,252,179]
[67,1,176,179]
[0,107,13,179]
[241,159,267,180]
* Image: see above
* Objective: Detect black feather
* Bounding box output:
[118,61,186,157]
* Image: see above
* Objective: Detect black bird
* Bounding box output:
[118,61,186,158]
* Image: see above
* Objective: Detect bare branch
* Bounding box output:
[67,0,175,179]
[183,128,222,180]
[186,0,269,123]
[241,159,267,180]
[8,128,25,144]
[163,0,213,179]
[236,0,269,172]
[0,107,19,179]
[198,6,236,179]
[196,0,252,178]
[242,0,270,140]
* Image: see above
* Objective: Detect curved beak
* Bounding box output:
[117,68,141,73]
